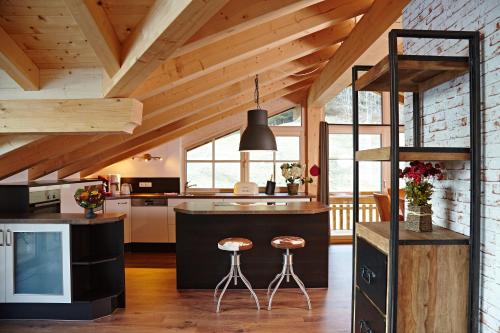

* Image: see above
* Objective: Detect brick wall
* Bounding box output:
[402,0,499,331]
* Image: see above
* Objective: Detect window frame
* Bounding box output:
[328,92,405,194]
[184,105,305,192]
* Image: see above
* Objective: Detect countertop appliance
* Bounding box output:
[108,174,121,195]
[29,188,61,213]
[233,182,259,195]
[121,183,132,195]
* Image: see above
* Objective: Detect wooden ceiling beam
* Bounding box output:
[77,87,311,178]
[131,1,371,98]
[142,53,331,120]
[307,0,409,107]
[58,80,313,178]
[103,0,230,98]
[0,135,100,180]
[0,98,142,134]
[64,0,121,77]
[29,71,317,180]
[137,19,353,106]
[0,25,39,90]
[179,0,324,56]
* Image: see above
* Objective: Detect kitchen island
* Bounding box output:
[0,213,125,320]
[175,202,330,289]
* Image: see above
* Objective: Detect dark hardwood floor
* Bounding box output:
[0,245,352,333]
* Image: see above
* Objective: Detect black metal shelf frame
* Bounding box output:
[351,29,481,333]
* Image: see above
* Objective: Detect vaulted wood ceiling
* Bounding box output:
[0,0,408,180]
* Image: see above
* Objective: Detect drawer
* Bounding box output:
[355,288,386,333]
[356,237,387,313]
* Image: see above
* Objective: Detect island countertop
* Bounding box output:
[0,212,126,225]
[174,201,330,215]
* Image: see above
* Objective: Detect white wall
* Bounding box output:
[88,139,182,178]
[402,0,499,331]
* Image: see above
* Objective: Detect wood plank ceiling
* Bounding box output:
[0,0,407,181]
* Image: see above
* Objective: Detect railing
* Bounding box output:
[329,193,379,243]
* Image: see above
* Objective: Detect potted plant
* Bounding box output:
[280,162,312,195]
[74,186,106,218]
[399,161,444,232]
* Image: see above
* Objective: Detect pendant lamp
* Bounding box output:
[239,75,277,151]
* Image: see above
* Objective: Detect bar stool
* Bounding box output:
[214,237,260,312]
[267,236,311,310]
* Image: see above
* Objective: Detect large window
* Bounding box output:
[185,106,304,190]
[186,131,241,188]
[326,87,404,194]
[248,136,300,186]
[329,134,382,192]
[325,87,382,124]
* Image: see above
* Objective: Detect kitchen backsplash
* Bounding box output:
[120,177,180,194]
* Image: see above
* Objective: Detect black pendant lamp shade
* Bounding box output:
[239,75,277,151]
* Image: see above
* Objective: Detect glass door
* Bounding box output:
[4,224,71,303]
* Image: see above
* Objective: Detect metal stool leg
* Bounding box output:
[267,273,282,295]
[289,264,311,310]
[215,251,260,313]
[216,264,234,313]
[237,265,260,310]
[267,249,312,310]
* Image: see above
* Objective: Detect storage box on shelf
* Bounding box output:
[351,29,480,333]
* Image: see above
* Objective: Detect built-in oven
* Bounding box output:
[29,189,61,214]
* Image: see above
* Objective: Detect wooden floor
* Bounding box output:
[0,245,352,333]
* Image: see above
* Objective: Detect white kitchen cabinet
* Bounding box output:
[167,206,176,243]
[131,206,168,243]
[60,181,103,213]
[105,199,131,243]
[0,224,71,303]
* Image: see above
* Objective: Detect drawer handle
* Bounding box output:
[359,320,374,333]
[360,265,376,284]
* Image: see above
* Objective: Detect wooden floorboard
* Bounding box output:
[0,245,352,333]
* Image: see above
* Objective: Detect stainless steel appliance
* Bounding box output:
[29,189,61,214]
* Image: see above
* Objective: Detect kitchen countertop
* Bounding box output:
[0,212,125,225]
[174,201,330,215]
[105,192,313,200]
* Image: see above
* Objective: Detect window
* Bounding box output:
[328,134,382,192]
[324,87,382,124]
[268,107,302,126]
[186,131,241,188]
[248,136,300,187]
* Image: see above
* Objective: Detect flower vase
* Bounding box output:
[287,183,299,195]
[405,204,433,232]
[85,208,96,219]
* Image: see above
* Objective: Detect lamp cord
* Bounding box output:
[254,74,261,110]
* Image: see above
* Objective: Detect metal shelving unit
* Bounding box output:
[351,29,481,333]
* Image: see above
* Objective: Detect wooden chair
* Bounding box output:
[373,192,404,222]
[387,188,406,218]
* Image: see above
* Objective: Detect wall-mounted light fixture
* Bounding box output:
[131,153,163,162]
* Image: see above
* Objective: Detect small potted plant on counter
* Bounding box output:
[280,162,312,195]
[399,161,444,232]
[74,186,106,218]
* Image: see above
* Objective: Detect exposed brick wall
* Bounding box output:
[402,0,499,331]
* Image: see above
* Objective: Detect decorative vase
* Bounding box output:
[85,208,96,219]
[287,183,299,195]
[405,204,433,232]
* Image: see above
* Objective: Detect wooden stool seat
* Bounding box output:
[271,236,305,249]
[218,237,253,252]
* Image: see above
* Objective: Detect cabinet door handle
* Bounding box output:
[5,229,12,246]
[360,265,376,284]
[0,229,3,246]
[359,320,374,333]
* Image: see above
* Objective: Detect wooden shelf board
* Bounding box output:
[354,55,469,92]
[355,147,471,161]
[356,222,470,254]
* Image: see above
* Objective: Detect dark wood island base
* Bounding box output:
[175,202,330,289]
